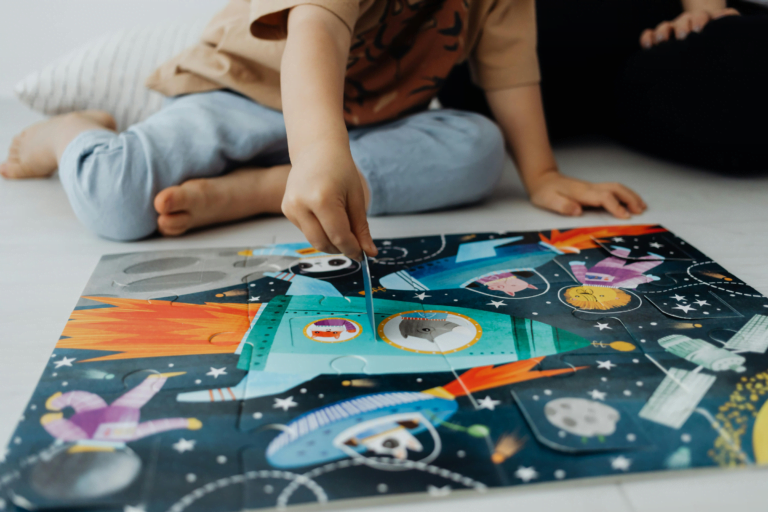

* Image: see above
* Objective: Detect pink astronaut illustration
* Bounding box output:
[569,246,664,289]
[40,372,200,442]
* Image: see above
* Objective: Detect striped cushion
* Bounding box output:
[13,21,206,131]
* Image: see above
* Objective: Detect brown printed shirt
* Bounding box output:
[146,0,539,127]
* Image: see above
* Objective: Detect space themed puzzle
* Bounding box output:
[2,224,768,512]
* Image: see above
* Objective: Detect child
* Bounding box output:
[0,0,645,261]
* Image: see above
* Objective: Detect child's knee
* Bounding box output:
[59,132,158,241]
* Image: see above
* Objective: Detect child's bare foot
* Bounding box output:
[154,165,290,236]
[0,111,116,179]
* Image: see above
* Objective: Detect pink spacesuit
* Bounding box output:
[41,374,195,442]
[569,247,663,289]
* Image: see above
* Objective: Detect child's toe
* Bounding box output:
[158,212,192,236]
[154,186,184,214]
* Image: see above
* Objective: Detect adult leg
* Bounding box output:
[45,91,287,241]
[615,12,768,173]
[348,109,505,215]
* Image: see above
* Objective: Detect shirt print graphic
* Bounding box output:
[344,0,470,126]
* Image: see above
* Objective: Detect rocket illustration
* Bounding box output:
[177,296,591,403]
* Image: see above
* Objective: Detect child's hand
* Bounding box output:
[282,143,377,261]
[640,7,739,48]
[525,170,646,219]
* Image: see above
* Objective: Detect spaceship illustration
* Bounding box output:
[379,237,565,292]
[266,357,581,468]
[177,295,591,402]
[266,391,456,468]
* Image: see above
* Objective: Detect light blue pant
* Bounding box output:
[59,91,505,241]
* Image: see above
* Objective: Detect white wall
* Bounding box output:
[0,0,226,99]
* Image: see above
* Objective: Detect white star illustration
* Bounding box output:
[53,356,76,368]
[649,242,664,249]
[487,300,507,309]
[671,294,686,301]
[414,292,431,300]
[172,438,196,453]
[477,396,501,411]
[427,485,451,497]
[597,360,616,370]
[207,367,227,379]
[611,455,632,471]
[694,300,710,307]
[673,304,696,314]
[588,389,607,401]
[273,396,298,411]
[249,296,260,302]
[595,322,612,331]
[612,237,625,242]
[514,466,539,482]
[382,241,392,246]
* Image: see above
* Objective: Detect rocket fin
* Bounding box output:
[176,373,318,402]
[455,236,523,263]
[379,270,429,291]
[263,271,342,297]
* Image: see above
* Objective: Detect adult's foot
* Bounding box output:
[154,166,290,236]
[0,110,116,179]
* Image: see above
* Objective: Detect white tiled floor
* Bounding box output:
[1,99,767,512]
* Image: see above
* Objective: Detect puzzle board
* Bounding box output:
[2,224,768,512]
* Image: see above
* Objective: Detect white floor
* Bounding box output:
[1,98,767,512]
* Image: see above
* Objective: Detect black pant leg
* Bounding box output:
[615,12,768,173]
[438,0,682,140]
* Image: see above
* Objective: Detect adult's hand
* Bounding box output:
[640,7,739,48]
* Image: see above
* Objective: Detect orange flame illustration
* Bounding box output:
[539,225,666,253]
[440,357,586,397]
[58,297,259,362]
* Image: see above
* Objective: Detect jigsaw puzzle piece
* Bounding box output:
[245,382,504,495]
[2,371,219,511]
[80,246,270,301]
[590,232,695,261]
[136,391,245,512]
[511,352,657,454]
[644,290,743,320]
[2,439,152,511]
[723,314,768,353]
[58,283,251,393]
[240,444,328,510]
[239,400,496,505]
[568,303,703,355]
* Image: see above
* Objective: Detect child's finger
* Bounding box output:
[600,193,631,219]
[347,190,378,257]
[315,204,364,261]
[606,183,646,214]
[296,210,342,255]
[580,189,630,219]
